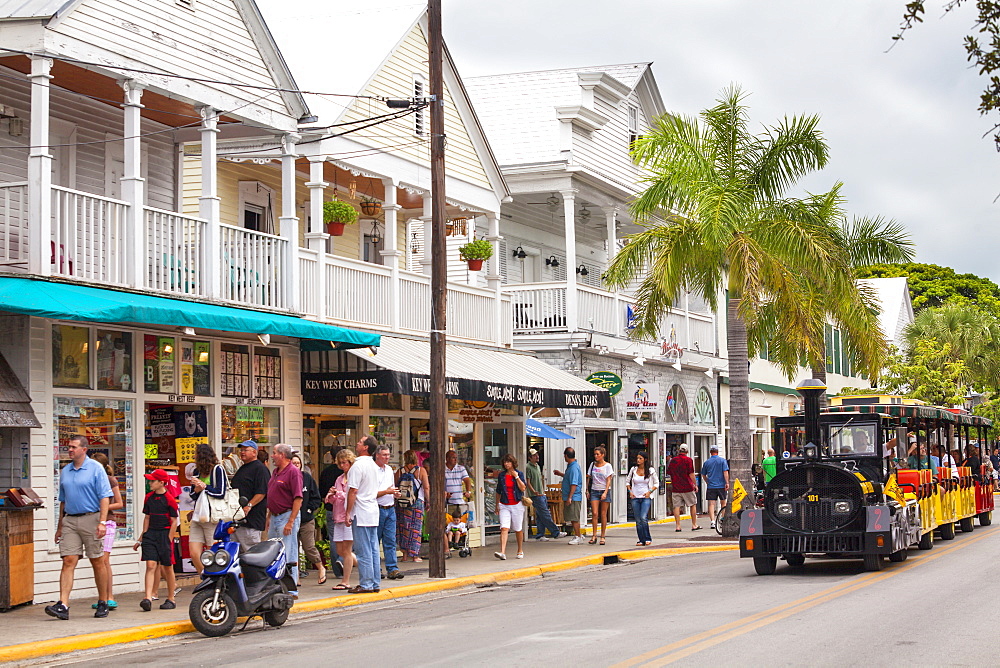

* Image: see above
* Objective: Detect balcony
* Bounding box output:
[0,182,511,347]
[508,281,716,353]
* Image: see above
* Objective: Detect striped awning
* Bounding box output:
[825,404,991,427]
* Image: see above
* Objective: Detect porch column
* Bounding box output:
[279,133,300,312]
[562,189,578,332]
[198,106,221,299]
[27,56,53,276]
[604,205,622,335]
[486,213,505,346]
[305,158,329,319]
[420,193,432,276]
[380,178,402,332]
[120,79,145,289]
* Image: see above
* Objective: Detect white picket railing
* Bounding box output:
[298,249,321,317]
[579,285,623,335]
[51,186,129,284]
[326,255,393,328]
[508,282,568,332]
[0,182,28,266]
[145,207,208,297]
[399,271,431,332]
[219,223,288,309]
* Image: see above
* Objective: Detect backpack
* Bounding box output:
[397,465,420,508]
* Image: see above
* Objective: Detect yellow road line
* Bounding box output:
[615,529,994,667]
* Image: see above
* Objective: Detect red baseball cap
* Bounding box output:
[144,469,170,483]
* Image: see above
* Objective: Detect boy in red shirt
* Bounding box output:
[133,469,179,611]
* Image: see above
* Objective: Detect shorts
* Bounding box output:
[589,488,610,503]
[332,521,353,542]
[141,529,174,566]
[564,500,582,521]
[60,512,104,559]
[673,491,698,508]
[499,502,525,532]
[101,520,117,553]
[233,526,262,554]
[706,488,727,501]
[188,519,217,546]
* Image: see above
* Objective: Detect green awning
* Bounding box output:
[0,277,380,349]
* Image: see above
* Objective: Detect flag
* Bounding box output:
[731,478,748,512]
[883,473,906,506]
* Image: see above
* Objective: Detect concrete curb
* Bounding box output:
[0,544,735,663]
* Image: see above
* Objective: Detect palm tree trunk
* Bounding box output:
[724,297,751,537]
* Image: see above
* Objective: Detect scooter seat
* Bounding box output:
[241,539,282,568]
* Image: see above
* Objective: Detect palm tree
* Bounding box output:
[604,86,886,511]
[904,303,1000,391]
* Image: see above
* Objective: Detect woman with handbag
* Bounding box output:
[494,453,527,561]
[189,443,228,574]
[395,449,430,563]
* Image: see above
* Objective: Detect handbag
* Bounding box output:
[207,488,242,523]
[521,494,533,508]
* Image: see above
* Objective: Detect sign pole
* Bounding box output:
[427,0,447,579]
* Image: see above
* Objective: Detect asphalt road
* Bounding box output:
[42,525,1000,667]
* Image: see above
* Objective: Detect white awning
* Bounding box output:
[302,336,610,409]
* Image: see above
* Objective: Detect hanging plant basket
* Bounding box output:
[360,199,382,216]
[466,259,484,271]
[327,221,346,236]
[322,200,358,238]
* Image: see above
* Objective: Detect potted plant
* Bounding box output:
[360,196,382,217]
[458,238,493,271]
[323,200,358,236]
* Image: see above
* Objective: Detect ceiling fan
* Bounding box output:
[523,193,561,208]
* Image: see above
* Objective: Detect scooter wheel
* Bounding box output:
[459,549,471,558]
[190,588,238,637]
[264,582,291,628]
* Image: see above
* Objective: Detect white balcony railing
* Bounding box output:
[509,282,568,332]
[219,223,288,310]
[52,186,129,284]
[0,182,28,267]
[327,255,393,328]
[145,207,209,298]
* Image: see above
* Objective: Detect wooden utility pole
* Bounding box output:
[427,0,448,579]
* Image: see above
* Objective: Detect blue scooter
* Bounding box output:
[189,510,297,637]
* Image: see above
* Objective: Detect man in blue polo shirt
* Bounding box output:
[45,435,113,620]
[701,446,730,530]
[555,447,584,545]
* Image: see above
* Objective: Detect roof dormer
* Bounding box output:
[577,71,632,108]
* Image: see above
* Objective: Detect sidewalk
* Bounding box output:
[0,519,734,663]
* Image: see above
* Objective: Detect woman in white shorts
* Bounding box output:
[326,448,359,591]
[494,453,527,560]
[90,452,123,610]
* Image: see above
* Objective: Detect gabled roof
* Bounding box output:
[465,62,665,168]
[0,0,71,20]
[858,276,914,350]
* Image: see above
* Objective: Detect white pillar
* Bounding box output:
[27,56,53,277]
[381,178,402,332]
[120,79,145,289]
[198,106,221,299]
[486,213,504,346]
[420,193,432,276]
[279,133,300,312]
[305,158,329,318]
[604,206,622,335]
[562,189,578,332]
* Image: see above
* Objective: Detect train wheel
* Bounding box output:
[783,554,805,567]
[979,511,992,526]
[918,531,933,550]
[939,522,956,540]
[888,549,908,562]
[959,516,975,533]
[863,553,884,571]
[753,556,777,575]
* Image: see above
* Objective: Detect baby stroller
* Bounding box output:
[446,510,472,558]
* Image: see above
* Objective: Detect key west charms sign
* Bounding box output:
[624,382,660,414]
[302,370,611,409]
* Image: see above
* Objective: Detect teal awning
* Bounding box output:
[0,277,380,349]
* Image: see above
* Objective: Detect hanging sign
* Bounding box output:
[175,436,207,464]
[586,371,623,397]
[624,382,660,414]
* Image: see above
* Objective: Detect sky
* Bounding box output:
[262,1,999,281]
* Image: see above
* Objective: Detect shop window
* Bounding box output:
[665,384,689,423]
[693,387,715,426]
[220,343,251,398]
[253,347,282,399]
[144,335,176,394]
[410,395,429,411]
[369,415,403,464]
[54,397,135,540]
[221,405,281,448]
[52,325,91,388]
[369,393,402,411]
[96,330,134,392]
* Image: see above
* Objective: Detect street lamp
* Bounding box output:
[750,387,772,409]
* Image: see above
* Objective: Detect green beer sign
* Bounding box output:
[586,371,623,397]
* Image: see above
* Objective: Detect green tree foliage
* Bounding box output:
[856,262,1000,313]
[894,1,1000,146]
[905,302,1000,389]
[879,339,969,405]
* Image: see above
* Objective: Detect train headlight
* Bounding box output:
[213,550,231,567]
[776,502,794,516]
[200,550,215,567]
[833,501,852,514]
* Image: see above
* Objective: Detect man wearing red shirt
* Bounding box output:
[665,444,701,531]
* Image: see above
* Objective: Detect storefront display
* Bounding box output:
[253,348,282,399]
[52,325,90,389]
[53,397,135,540]
[220,343,250,398]
[221,405,281,448]
[96,329,133,392]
